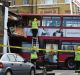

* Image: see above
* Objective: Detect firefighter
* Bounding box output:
[31,18,39,38]
[31,44,38,65]
[75,46,80,69]
[75,46,80,61]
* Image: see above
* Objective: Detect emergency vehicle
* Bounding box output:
[8,13,80,70]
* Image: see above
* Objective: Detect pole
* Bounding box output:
[3,1,9,53]
[73,0,77,14]
[70,0,73,14]
[8,36,10,53]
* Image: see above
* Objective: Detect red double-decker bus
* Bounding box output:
[9,13,80,69]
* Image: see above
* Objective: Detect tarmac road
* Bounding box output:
[36,65,80,75]
[36,70,79,75]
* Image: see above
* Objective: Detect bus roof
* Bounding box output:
[18,13,80,17]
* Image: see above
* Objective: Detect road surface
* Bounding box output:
[36,70,79,75]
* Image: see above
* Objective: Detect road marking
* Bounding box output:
[55,73,62,75]
[74,73,79,75]
[55,73,79,75]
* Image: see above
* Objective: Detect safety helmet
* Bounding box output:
[34,18,37,21]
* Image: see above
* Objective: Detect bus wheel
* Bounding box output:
[66,58,77,70]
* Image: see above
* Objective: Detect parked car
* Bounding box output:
[0,53,35,75]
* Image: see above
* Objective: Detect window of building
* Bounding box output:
[12,0,15,5]
[53,0,57,4]
[40,0,57,5]
[42,17,60,27]
[23,0,29,5]
[65,0,71,3]
[63,17,80,27]
[65,10,70,14]
[78,7,80,14]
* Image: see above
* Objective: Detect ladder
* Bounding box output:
[32,37,38,47]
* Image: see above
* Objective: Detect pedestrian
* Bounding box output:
[31,18,39,38]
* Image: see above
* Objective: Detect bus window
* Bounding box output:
[42,17,60,27]
[28,20,32,26]
[62,45,74,50]
[62,42,80,50]
[22,42,39,52]
[52,17,61,27]
[22,42,32,53]
[63,17,80,27]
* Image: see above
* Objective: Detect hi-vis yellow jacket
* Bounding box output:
[75,46,80,61]
[31,52,38,59]
[32,21,38,29]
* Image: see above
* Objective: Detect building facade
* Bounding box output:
[9,0,80,14]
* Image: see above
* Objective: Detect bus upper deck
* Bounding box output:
[14,13,80,41]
